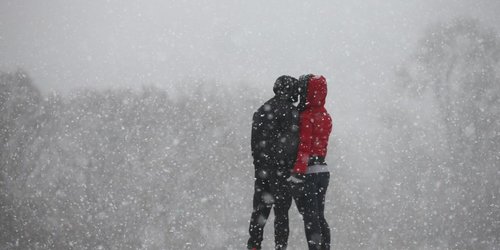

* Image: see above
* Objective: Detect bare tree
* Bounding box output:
[381,18,500,249]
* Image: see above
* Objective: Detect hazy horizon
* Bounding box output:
[1,0,500,95]
[1,1,500,249]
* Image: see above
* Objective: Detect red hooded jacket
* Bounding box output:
[293,75,332,174]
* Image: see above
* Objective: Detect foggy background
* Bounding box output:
[1,0,500,249]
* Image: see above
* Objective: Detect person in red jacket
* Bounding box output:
[287,74,332,250]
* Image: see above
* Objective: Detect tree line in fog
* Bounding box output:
[1,18,499,249]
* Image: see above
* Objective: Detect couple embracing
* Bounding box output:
[247,74,332,250]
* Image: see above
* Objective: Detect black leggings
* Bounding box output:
[247,175,292,250]
[293,172,330,250]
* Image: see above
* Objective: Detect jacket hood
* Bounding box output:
[299,74,328,109]
[273,75,299,102]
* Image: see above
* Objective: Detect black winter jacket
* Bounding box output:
[251,95,299,179]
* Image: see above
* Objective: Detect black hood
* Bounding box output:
[273,75,299,102]
[297,74,313,111]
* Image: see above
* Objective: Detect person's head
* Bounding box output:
[273,75,299,102]
[297,74,327,111]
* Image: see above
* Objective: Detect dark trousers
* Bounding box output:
[247,175,292,250]
[292,172,330,250]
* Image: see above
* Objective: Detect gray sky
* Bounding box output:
[1,0,499,95]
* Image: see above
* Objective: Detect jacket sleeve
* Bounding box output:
[276,105,299,165]
[293,111,313,174]
[250,111,261,160]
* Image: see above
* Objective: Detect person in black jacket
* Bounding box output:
[247,75,300,250]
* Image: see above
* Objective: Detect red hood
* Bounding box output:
[306,75,327,108]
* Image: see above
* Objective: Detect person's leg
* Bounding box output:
[302,174,322,250]
[248,178,273,249]
[317,172,330,250]
[290,180,306,216]
[272,176,293,250]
